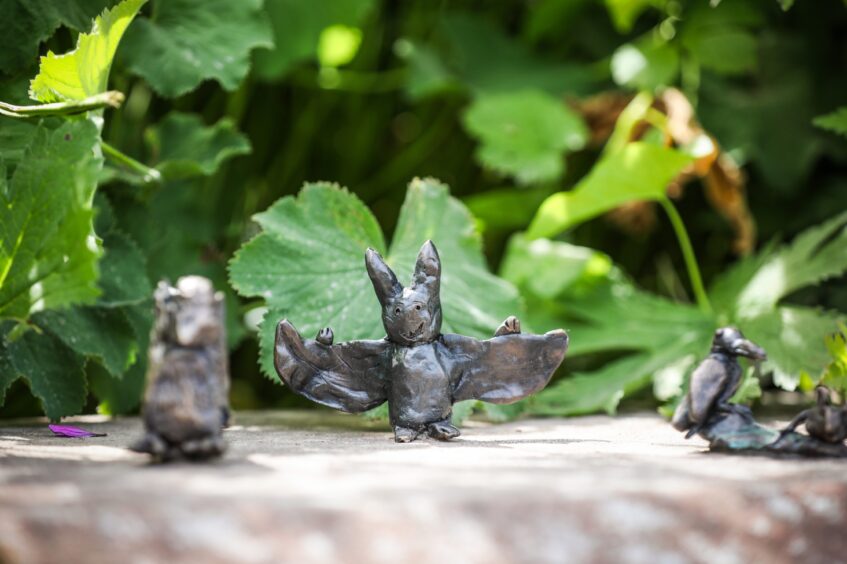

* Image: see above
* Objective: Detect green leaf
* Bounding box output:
[731,210,847,318]
[123,0,272,97]
[255,0,374,80]
[813,107,847,138]
[98,230,152,306]
[441,13,596,96]
[742,306,842,391]
[0,1,120,74]
[499,234,612,301]
[146,112,251,179]
[29,0,146,102]
[33,306,137,376]
[820,325,847,395]
[682,27,757,75]
[229,178,521,378]
[500,235,712,415]
[611,39,679,91]
[0,324,87,421]
[88,357,146,414]
[680,2,762,76]
[527,143,692,239]
[530,348,662,416]
[0,120,103,320]
[462,90,588,185]
[88,304,152,414]
[604,0,656,33]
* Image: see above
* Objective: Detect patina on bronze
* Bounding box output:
[672,327,847,457]
[131,276,230,461]
[273,240,569,442]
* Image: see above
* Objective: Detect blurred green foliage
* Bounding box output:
[1,0,846,421]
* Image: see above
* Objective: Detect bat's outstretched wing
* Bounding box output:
[441,330,568,404]
[274,320,391,412]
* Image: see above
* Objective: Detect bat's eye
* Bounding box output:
[415,304,421,311]
[394,307,401,314]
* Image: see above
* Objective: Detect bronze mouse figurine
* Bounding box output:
[273,240,569,442]
[131,276,230,461]
[672,327,767,438]
[780,386,847,444]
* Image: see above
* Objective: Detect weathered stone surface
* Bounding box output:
[1,412,846,563]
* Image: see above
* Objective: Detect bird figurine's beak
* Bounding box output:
[731,338,767,361]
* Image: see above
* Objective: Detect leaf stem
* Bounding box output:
[101,141,161,183]
[659,197,712,313]
[0,91,125,118]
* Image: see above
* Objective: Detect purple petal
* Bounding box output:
[48,424,107,438]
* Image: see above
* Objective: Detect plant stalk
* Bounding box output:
[0,91,124,118]
[659,197,712,314]
[101,141,161,183]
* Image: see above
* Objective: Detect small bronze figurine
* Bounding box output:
[274,240,569,442]
[672,327,767,438]
[131,276,230,461]
[780,386,847,443]
[672,327,847,457]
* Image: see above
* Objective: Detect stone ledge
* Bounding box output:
[0,411,845,563]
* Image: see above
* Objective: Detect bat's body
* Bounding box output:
[389,342,452,429]
[273,240,569,442]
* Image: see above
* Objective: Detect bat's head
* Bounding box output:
[154,276,225,347]
[365,240,442,345]
[711,327,767,361]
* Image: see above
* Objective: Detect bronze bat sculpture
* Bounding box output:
[273,240,569,442]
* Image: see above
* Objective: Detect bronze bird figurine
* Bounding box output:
[672,327,767,439]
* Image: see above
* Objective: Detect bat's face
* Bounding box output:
[366,240,442,345]
[154,276,224,348]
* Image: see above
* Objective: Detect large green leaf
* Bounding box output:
[29,0,146,102]
[0,120,103,320]
[743,306,842,391]
[0,324,88,421]
[527,142,692,239]
[122,0,272,97]
[462,90,588,185]
[145,112,251,179]
[255,0,374,80]
[0,0,119,74]
[33,306,137,376]
[731,210,847,318]
[229,178,521,377]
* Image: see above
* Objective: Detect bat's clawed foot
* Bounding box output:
[427,420,460,441]
[315,327,334,346]
[393,427,421,443]
[495,315,521,336]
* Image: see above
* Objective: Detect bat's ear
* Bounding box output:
[365,248,402,306]
[411,240,440,298]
